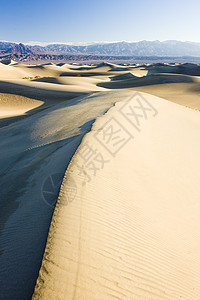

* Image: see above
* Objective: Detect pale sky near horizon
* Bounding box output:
[0,0,200,44]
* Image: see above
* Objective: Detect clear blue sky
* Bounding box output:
[0,0,200,44]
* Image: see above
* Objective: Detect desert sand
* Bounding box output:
[0,61,200,300]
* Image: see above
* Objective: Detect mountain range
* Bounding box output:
[32,40,200,57]
[1,40,200,63]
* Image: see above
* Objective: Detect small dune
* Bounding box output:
[109,72,138,81]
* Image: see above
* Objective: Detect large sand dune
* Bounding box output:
[32,92,200,299]
[0,62,200,300]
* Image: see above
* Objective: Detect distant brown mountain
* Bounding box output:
[0,42,36,61]
[4,43,34,55]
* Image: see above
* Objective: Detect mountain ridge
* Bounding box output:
[1,40,200,57]
[31,40,200,56]
[1,41,200,63]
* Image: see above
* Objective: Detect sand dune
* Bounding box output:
[129,67,148,77]
[0,80,88,126]
[0,79,102,116]
[11,63,65,77]
[98,73,198,89]
[129,83,200,110]
[0,62,28,79]
[147,63,200,76]
[0,93,43,118]
[31,76,106,91]
[109,72,138,81]
[32,92,200,300]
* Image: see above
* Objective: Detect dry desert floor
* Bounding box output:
[0,61,200,300]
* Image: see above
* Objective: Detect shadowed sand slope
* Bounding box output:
[33,92,200,300]
[98,73,199,89]
[109,72,138,81]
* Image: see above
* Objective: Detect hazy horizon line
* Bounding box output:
[1,39,200,47]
